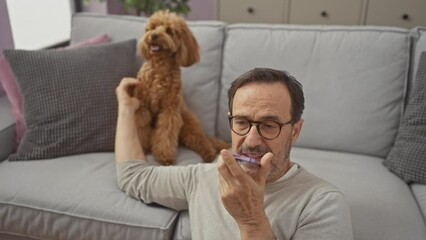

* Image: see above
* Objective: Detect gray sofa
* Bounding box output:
[1,13,426,240]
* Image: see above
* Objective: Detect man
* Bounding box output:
[115,68,353,239]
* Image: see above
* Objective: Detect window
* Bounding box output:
[6,0,74,49]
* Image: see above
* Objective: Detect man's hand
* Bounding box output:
[116,77,140,113]
[217,149,276,239]
[115,78,145,163]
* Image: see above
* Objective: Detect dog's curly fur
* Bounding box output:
[134,11,229,165]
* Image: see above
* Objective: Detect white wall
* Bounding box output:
[6,0,73,50]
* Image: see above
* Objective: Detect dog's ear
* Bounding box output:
[139,37,150,60]
[176,25,200,67]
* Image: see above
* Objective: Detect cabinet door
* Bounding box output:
[366,0,426,28]
[289,0,363,25]
[218,0,288,24]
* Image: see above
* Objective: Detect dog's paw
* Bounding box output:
[153,148,176,166]
[157,158,176,166]
[200,148,218,163]
[208,137,231,152]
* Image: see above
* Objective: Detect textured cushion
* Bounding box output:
[291,147,426,240]
[0,34,109,150]
[71,13,226,137]
[3,39,137,161]
[218,24,409,158]
[384,52,426,183]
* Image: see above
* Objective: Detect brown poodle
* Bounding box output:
[133,10,229,165]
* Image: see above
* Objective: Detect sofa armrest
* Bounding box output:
[0,96,15,162]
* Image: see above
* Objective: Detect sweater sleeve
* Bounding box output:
[116,160,201,211]
[293,191,354,240]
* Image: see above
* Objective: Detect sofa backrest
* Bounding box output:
[217,24,410,158]
[72,14,412,159]
[408,27,426,103]
[71,13,225,137]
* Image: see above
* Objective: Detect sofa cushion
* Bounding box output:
[411,184,426,221]
[0,153,180,239]
[384,51,426,183]
[291,147,426,240]
[218,24,409,158]
[173,211,191,240]
[0,34,110,150]
[3,40,137,161]
[71,13,226,137]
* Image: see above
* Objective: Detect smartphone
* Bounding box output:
[232,154,259,165]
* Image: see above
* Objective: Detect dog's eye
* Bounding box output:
[145,24,156,32]
[166,27,173,36]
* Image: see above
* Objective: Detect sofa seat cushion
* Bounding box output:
[411,184,426,221]
[0,153,180,240]
[173,211,191,240]
[291,147,426,240]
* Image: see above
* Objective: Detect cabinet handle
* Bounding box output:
[402,14,410,21]
[320,11,328,18]
[247,7,254,14]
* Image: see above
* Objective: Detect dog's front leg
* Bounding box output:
[151,109,183,165]
[135,107,153,154]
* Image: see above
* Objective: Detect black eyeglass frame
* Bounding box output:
[228,115,294,140]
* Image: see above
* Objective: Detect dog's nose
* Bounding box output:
[151,33,158,41]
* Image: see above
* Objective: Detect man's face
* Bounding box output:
[230,82,303,183]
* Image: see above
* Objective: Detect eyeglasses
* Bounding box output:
[228,115,293,140]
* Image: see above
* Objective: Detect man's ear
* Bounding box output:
[291,119,304,145]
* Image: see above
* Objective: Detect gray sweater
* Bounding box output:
[116,160,353,240]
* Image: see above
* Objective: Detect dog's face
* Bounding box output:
[139,11,200,67]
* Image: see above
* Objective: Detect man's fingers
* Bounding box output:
[255,152,273,184]
[121,77,139,84]
[121,78,138,93]
[217,152,235,182]
[219,149,246,178]
[117,78,139,99]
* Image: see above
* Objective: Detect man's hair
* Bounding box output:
[227,68,305,122]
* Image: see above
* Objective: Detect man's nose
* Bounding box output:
[244,125,263,146]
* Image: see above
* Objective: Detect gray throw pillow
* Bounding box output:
[3,39,137,161]
[384,51,426,183]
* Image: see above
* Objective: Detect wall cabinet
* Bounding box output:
[289,0,363,25]
[218,0,289,24]
[365,0,426,29]
[217,0,426,28]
